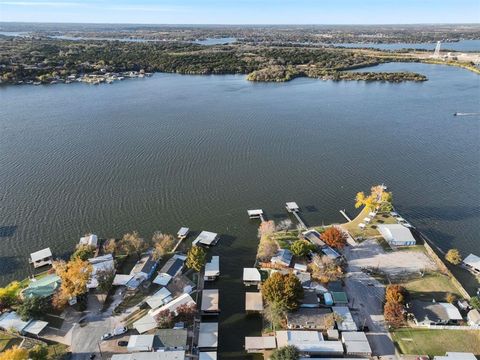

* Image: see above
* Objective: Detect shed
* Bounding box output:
[198,322,218,349]
[79,234,98,247]
[201,289,219,313]
[378,224,416,246]
[243,268,261,286]
[30,248,53,268]
[332,306,357,331]
[463,254,480,274]
[128,335,155,352]
[146,287,173,310]
[193,231,219,246]
[245,292,263,313]
[22,320,49,336]
[276,330,343,356]
[204,256,220,281]
[177,227,190,239]
[245,336,277,353]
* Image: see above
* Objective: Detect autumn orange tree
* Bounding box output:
[384,301,405,328]
[53,257,93,307]
[385,285,407,304]
[321,226,347,249]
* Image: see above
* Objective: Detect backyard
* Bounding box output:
[400,271,462,301]
[391,329,480,356]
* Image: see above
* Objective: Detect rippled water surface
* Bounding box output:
[0,63,479,357]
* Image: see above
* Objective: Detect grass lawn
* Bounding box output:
[0,332,22,352]
[342,207,398,239]
[391,329,480,356]
[400,272,462,301]
[47,343,70,360]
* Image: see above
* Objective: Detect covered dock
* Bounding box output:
[247,209,265,222]
[245,336,277,353]
[245,292,263,313]
[243,268,261,286]
[198,322,218,349]
[201,289,220,314]
[193,231,219,246]
[29,247,53,268]
[204,256,220,281]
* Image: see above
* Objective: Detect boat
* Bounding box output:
[454,112,480,116]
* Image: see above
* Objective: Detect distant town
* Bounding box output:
[1,185,479,360]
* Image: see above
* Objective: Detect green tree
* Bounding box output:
[290,240,313,257]
[469,296,480,310]
[263,301,286,331]
[71,244,96,261]
[17,296,50,321]
[0,281,21,310]
[185,246,206,272]
[445,249,462,265]
[96,268,116,294]
[29,345,48,360]
[262,272,303,311]
[271,345,300,360]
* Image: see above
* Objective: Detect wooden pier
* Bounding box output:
[285,202,307,230]
[339,209,352,222]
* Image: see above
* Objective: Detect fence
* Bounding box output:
[417,324,480,330]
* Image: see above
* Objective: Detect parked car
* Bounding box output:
[117,341,128,347]
[113,326,128,336]
[101,333,113,341]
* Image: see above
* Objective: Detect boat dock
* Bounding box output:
[285,202,307,230]
[339,209,352,222]
[247,209,265,222]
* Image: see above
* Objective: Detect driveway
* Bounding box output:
[343,238,397,359]
[71,288,127,360]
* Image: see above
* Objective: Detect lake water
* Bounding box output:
[333,39,480,51]
[0,63,479,357]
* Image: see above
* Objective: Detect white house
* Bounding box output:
[150,293,195,317]
[87,254,115,289]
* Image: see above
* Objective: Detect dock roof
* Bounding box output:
[245,336,277,351]
[286,202,300,211]
[193,231,219,246]
[201,289,219,312]
[463,254,480,272]
[205,256,220,278]
[198,322,218,348]
[177,227,190,237]
[79,234,98,247]
[243,268,261,282]
[245,292,263,312]
[30,248,52,262]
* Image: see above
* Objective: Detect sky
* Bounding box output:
[0,0,479,25]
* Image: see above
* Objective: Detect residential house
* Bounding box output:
[275,330,344,356]
[87,254,115,289]
[342,332,372,356]
[271,249,293,267]
[410,300,463,326]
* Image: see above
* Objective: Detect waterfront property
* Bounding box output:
[29,247,53,268]
[87,253,115,289]
[150,293,196,317]
[247,209,265,221]
[271,249,293,267]
[146,287,173,310]
[21,274,60,298]
[177,227,190,239]
[79,233,98,247]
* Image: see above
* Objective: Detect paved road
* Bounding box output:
[71,290,125,360]
[343,236,397,360]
